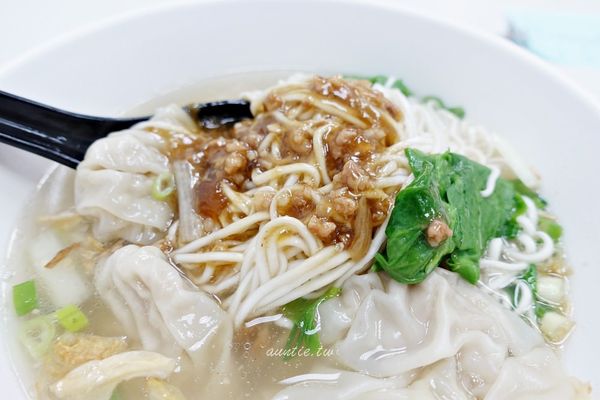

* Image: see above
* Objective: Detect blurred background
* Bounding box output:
[1,0,600,100]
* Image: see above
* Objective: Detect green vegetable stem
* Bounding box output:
[281,287,341,359]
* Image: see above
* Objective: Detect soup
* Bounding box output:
[4,73,591,399]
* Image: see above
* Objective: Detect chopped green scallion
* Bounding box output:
[13,280,38,316]
[152,171,175,201]
[56,304,89,332]
[18,316,56,359]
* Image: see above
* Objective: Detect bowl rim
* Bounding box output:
[1,0,599,117]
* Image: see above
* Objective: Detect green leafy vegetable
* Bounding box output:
[518,266,562,321]
[345,75,467,116]
[422,96,465,118]
[539,216,563,241]
[526,276,555,321]
[13,280,38,316]
[512,179,547,209]
[499,180,553,240]
[447,249,481,284]
[281,287,341,359]
[365,75,388,85]
[521,264,537,295]
[374,154,456,284]
[534,302,553,319]
[498,193,527,239]
[110,389,123,400]
[345,74,386,85]
[376,149,515,284]
[391,80,413,97]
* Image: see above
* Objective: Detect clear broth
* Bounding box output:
[4,71,344,400]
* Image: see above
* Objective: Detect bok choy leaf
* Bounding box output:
[376,149,519,284]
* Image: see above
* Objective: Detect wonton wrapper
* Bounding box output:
[274,270,584,399]
[75,105,196,244]
[95,245,233,378]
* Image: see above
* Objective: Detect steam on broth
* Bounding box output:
[4,72,591,400]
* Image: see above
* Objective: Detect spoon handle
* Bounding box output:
[0,91,253,169]
[0,91,145,168]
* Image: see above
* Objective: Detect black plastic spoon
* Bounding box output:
[0,90,252,169]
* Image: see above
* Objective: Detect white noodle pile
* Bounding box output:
[478,195,556,320]
[161,75,544,326]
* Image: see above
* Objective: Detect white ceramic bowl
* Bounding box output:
[1,0,599,397]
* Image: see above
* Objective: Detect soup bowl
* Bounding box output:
[1,0,599,397]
